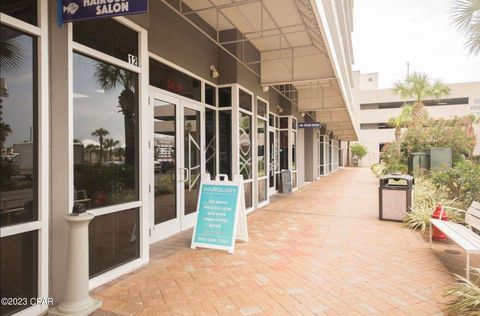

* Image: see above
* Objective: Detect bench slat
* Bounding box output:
[431,219,480,252]
[466,212,480,232]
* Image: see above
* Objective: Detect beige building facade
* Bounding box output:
[346,71,480,167]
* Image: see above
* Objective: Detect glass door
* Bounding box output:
[268,128,276,194]
[150,91,204,243]
[181,102,204,229]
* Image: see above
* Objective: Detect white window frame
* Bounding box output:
[255,97,269,208]
[68,16,149,290]
[0,1,49,315]
[236,85,255,212]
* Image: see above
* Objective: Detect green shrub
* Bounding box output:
[444,268,480,315]
[371,163,385,178]
[380,143,408,175]
[401,117,475,164]
[404,176,464,232]
[431,160,480,209]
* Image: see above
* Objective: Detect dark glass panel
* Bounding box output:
[218,111,231,179]
[0,0,37,25]
[150,59,201,102]
[280,131,288,170]
[257,119,266,177]
[269,131,275,189]
[275,173,281,191]
[89,208,139,277]
[73,52,139,210]
[239,90,252,112]
[73,18,138,63]
[239,112,252,180]
[269,114,274,127]
[292,119,297,130]
[244,182,252,209]
[292,131,296,171]
[0,25,37,227]
[205,83,216,107]
[184,107,201,215]
[0,231,38,316]
[258,179,267,203]
[153,100,176,225]
[280,117,288,129]
[219,87,231,107]
[205,109,216,178]
[257,99,267,117]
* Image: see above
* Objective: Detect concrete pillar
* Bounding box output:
[49,213,102,315]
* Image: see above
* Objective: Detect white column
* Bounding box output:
[49,213,102,315]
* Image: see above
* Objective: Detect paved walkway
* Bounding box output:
[92,168,476,315]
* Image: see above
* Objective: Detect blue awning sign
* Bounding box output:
[60,0,148,23]
[298,122,322,128]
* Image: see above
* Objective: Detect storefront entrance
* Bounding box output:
[149,89,205,243]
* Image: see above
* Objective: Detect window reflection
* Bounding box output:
[205,109,216,178]
[89,208,139,277]
[257,119,266,177]
[239,112,252,180]
[73,53,139,210]
[219,111,232,178]
[0,25,37,227]
[0,231,38,316]
[0,0,37,26]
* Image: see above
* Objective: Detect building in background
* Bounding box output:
[345,71,480,167]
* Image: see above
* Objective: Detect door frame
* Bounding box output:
[149,87,205,243]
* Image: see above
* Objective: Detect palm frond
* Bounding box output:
[0,39,27,72]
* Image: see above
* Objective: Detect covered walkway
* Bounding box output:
[92,168,471,315]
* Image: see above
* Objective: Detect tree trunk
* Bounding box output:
[412,101,425,125]
[395,126,401,155]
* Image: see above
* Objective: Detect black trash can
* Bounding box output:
[379,174,414,222]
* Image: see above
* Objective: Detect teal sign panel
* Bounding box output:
[193,184,240,247]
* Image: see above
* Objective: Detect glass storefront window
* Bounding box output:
[257,99,267,118]
[258,179,267,203]
[239,112,252,180]
[0,231,38,316]
[219,87,231,107]
[205,109,216,178]
[0,0,37,25]
[257,119,266,177]
[205,83,216,107]
[89,208,139,277]
[0,25,37,228]
[219,111,232,178]
[280,117,289,129]
[269,114,274,127]
[239,90,252,112]
[73,52,139,210]
[150,59,201,102]
[74,19,138,64]
[244,182,252,209]
[292,131,297,171]
[280,131,288,170]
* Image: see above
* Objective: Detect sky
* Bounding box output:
[352,0,480,89]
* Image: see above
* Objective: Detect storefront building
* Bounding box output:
[0,1,358,314]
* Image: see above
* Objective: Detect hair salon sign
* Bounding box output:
[60,0,148,23]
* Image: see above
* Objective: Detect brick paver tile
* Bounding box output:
[92,168,476,315]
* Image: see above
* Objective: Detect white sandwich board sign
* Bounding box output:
[191,174,248,254]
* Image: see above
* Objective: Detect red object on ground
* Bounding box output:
[431,204,448,240]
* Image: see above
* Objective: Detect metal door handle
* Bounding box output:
[180,168,189,182]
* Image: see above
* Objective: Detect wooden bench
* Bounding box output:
[430,201,480,279]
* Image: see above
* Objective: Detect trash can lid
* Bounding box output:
[380,174,414,187]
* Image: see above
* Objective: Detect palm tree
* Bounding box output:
[387,105,413,154]
[103,138,120,161]
[94,63,136,165]
[91,128,109,162]
[451,0,480,56]
[394,72,450,125]
[84,144,98,162]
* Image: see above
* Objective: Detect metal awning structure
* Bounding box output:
[162,0,358,140]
